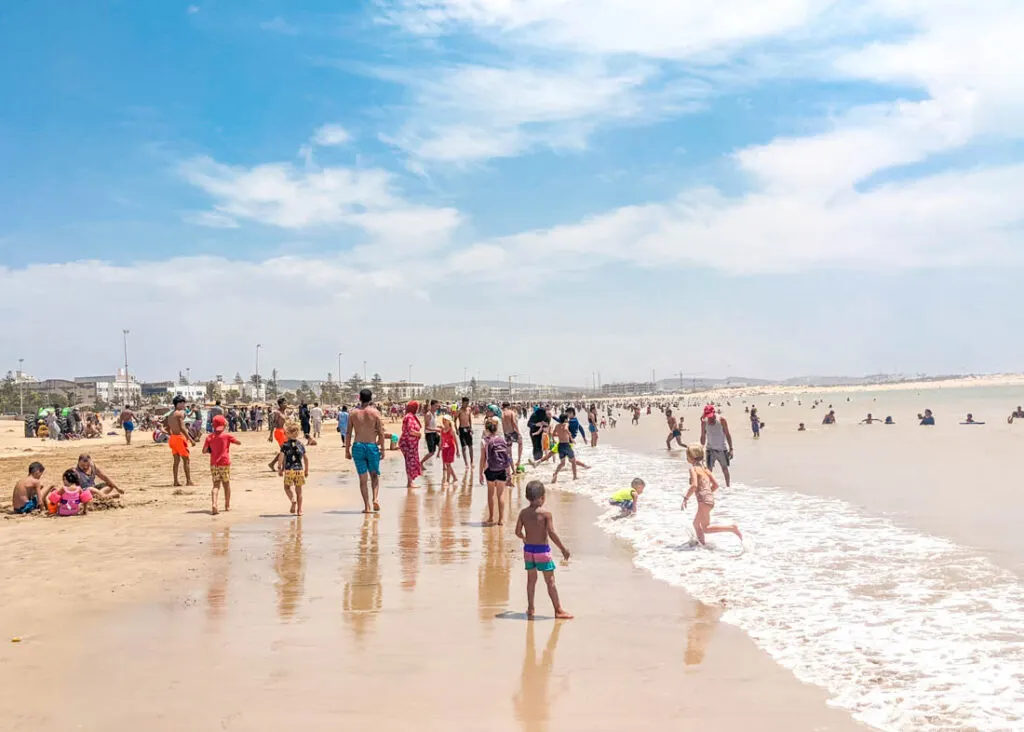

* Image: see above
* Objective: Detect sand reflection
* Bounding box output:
[273,518,305,621]
[513,621,563,732]
[684,599,723,666]
[343,514,382,640]
[478,525,512,620]
[205,526,232,622]
[400,488,421,591]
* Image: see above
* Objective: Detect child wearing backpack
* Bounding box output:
[479,418,511,525]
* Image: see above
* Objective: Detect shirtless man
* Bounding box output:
[345,388,387,513]
[456,397,474,469]
[168,395,197,487]
[118,405,136,445]
[420,399,440,470]
[501,401,523,468]
[267,398,288,469]
[665,408,686,450]
[11,462,51,514]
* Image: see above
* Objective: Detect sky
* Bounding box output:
[2,0,1023,386]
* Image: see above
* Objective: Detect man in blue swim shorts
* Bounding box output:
[119,405,136,445]
[345,389,386,513]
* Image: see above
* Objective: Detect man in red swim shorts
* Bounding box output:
[168,395,197,487]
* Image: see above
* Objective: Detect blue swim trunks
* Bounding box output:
[524,543,556,572]
[557,442,575,460]
[610,498,634,512]
[14,498,38,514]
[124,421,134,432]
[351,442,381,476]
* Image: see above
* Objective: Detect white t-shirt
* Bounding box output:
[310,407,323,422]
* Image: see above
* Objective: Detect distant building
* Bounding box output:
[600,382,657,396]
[26,379,96,405]
[76,369,142,404]
[141,381,176,397]
[167,384,207,402]
[380,381,424,401]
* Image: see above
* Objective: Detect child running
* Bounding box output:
[682,445,742,545]
[609,477,645,516]
[550,414,590,484]
[203,414,240,515]
[274,421,309,516]
[515,480,573,620]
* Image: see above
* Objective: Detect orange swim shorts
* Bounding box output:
[273,428,286,446]
[168,434,190,457]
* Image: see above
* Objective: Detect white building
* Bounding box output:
[379,381,424,400]
[167,384,208,401]
[600,381,657,396]
[77,369,142,404]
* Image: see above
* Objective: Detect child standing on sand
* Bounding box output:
[682,445,742,545]
[203,414,240,515]
[515,481,573,619]
[439,414,458,485]
[609,477,645,515]
[274,422,309,516]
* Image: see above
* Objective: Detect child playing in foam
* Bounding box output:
[682,445,742,545]
[610,478,645,516]
[48,469,93,516]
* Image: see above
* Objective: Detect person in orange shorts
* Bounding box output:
[168,395,198,487]
[266,397,289,471]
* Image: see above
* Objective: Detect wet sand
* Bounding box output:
[1,433,865,732]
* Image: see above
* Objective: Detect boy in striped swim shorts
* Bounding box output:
[515,480,573,620]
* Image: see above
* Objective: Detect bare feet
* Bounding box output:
[289,501,297,514]
[173,482,182,488]
[526,608,535,620]
[211,506,219,515]
[186,481,196,487]
[363,507,373,514]
[373,501,381,512]
[554,609,574,619]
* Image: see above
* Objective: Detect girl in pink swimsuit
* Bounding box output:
[682,445,742,545]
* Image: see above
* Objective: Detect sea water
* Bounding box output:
[553,443,1024,731]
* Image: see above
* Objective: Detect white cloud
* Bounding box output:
[260,17,299,35]
[180,155,461,241]
[311,124,351,147]
[186,5,199,15]
[381,62,707,164]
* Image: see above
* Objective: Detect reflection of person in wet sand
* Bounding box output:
[205,527,232,622]
[684,599,724,666]
[513,621,564,732]
[273,519,305,621]
[343,515,382,640]
[399,487,421,591]
[478,523,512,620]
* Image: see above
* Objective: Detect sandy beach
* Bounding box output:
[0,416,868,731]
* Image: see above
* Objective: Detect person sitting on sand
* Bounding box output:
[48,469,93,516]
[609,478,645,515]
[682,445,742,546]
[274,422,308,516]
[11,462,52,514]
[73,454,123,498]
[1009,406,1024,423]
[918,409,935,426]
[515,480,572,620]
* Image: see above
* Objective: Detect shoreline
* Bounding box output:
[1,426,867,731]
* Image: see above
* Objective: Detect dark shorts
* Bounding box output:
[505,431,520,444]
[610,498,634,512]
[557,443,575,460]
[14,498,38,514]
[425,432,440,454]
[459,427,473,448]
[484,468,508,482]
[707,449,730,469]
[672,429,681,437]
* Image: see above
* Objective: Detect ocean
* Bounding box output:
[563,386,1024,731]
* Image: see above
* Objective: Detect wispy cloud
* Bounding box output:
[186,5,200,15]
[180,154,461,244]
[311,124,351,147]
[260,16,299,35]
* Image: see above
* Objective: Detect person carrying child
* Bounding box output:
[515,480,572,619]
[203,414,240,515]
[274,422,309,516]
[609,478,645,516]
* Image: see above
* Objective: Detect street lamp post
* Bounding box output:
[255,344,262,399]
[122,330,130,406]
[18,358,24,417]
[363,360,367,383]
[337,352,342,399]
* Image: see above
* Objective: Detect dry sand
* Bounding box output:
[0,417,866,731]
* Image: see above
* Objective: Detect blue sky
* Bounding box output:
[2,0,1023,385]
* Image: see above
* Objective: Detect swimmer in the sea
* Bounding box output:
[861,413,882,424]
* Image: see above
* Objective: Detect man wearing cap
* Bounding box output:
[700,405,733,487]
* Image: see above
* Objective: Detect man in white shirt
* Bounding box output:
[310,402,324,439]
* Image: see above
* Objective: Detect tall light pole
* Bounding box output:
[186,367,191,385]
[255,344,262,399]
[408,363,412,383]
[122,330,130,406]
[18,358,24,417]
[363,360,367,383]
[337,352,342,402]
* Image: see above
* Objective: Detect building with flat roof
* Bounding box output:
[600,382,657,396]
